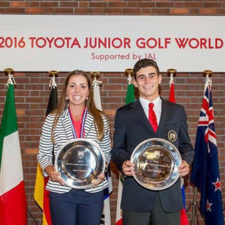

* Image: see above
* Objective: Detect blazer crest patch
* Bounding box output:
[168,130,177,142]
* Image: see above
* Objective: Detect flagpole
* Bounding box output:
[188,70,213,225]
[4,68,16,87]
[115,68,135,225]
[167,69,176,103]
[167,68,177,77]
[90,71,101,80]
[202,70,212,79]
[90,71,103,111]
[187,186,199,225]
[4,68,14,76]
[125,68,133,85]
[48,70,58,86]
[90,71,102,91]
[90,71,113,225]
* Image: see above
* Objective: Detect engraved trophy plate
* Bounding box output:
[55,138,105,189]
[130,138,182,191]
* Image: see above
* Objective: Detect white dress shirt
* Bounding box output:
[139,96,162,125]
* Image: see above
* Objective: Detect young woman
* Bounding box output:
[38,70,111,225]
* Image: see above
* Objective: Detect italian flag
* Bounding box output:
[0,83,27,225]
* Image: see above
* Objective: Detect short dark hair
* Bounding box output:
[133,59,160,80]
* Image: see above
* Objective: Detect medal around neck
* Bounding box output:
[56,138,105,189]
[130,138,181,191]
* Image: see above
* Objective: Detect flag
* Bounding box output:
[101,168,113,225]
[93,77,102,111]
[180,186,188,225]
[168,74,188,225]
[190,78,224,225]
[115,176,124,225]
[125,83,135,105]
[115,81,135,225]
[0,82,27,225]
[92,75,112,225]
[169,74,176,103]
[45,86,58,116]
[34,77,58,225]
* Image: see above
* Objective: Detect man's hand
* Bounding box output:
[122,160,135,176]
[178,160,190,177]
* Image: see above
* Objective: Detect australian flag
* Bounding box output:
[190,79,224,225]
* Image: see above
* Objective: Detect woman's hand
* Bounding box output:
[92,173,105,187]
[45,165,65,185]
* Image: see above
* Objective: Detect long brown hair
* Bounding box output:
[51,70,104,143]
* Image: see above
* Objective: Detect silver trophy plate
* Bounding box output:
[130,138,181,191]
[55,138,105,189]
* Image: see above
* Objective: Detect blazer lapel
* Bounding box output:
[157,98,168,133]
[60,108,74,140]
[60,109,94,139]
[131,100,155,133]
[84,112,94,138]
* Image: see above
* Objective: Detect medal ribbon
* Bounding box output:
[69,107,87,139]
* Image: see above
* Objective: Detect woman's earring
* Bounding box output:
[66,96,69,100]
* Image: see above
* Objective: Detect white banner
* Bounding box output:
[0,15,225,72]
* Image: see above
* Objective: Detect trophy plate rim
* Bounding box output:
[130,138,182,191]
[55,138,105,189]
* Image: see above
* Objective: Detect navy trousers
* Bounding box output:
[122,193,180,225]
[50,189,104,225]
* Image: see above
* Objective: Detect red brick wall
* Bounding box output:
[0,1,225,225]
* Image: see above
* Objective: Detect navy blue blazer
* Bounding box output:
[111,98,194,213]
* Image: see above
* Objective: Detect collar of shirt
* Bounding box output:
[139,96,162,124]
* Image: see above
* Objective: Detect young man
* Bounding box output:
[111,59,194,225]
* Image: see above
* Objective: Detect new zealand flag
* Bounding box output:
[190,80,224,225]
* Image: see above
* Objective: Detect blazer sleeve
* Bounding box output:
[111,108,130,171]
[37,114,55,173]
[178,106,194,165]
